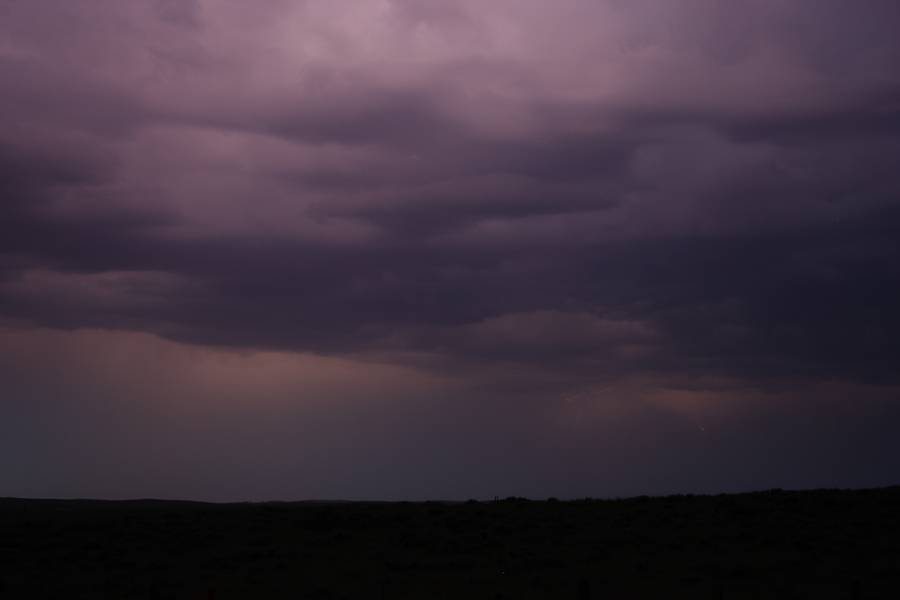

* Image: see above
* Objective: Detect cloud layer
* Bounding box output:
[2,1,900,499]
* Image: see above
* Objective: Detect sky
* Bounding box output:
[2,0,900,501]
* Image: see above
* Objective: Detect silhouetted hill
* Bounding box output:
[2,487,899,598]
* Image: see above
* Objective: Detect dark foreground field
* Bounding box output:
[2,487,900,599]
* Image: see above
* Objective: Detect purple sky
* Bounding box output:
[2,0,900,501]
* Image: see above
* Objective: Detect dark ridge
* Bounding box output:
[2,486,899,598]
[5,484,900,506]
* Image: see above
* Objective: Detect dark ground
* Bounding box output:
[2,487,900,599]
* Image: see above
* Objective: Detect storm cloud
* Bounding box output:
[2,0,900,500]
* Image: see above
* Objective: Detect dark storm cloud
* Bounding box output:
[4,0,900,501]
[0,56,146,137]
[2,0,900,384]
